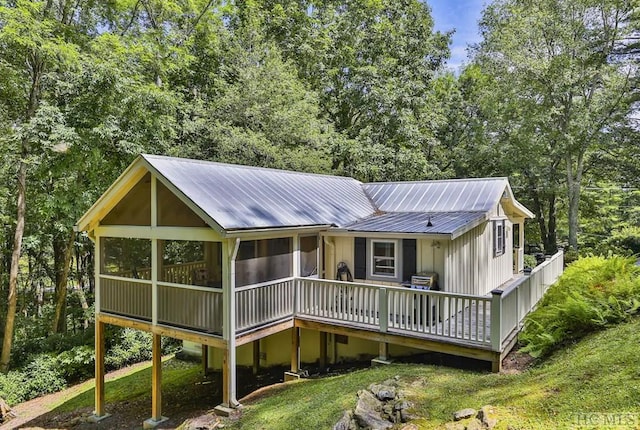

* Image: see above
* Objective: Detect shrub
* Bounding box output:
[56,345,95,382]
[605,226,640,256]
[0,355,66,405]
[520,255,640,357]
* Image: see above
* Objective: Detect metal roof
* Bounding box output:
[337,211,488,238]
[363,178,509,213]
[142,155,376,230]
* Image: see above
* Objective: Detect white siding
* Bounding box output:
[444,223,489,295]
[416,239,446,287]
[328,236,354,280]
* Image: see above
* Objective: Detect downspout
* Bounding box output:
[228,237,241,408]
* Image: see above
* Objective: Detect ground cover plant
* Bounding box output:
[520,255,640,357]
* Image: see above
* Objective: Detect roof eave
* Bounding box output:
[226,224,333,239]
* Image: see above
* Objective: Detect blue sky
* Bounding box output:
[427,0,486,71]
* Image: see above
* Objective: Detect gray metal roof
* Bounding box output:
[142,155,376,230]
[363,179,509,213]
[337,211,488,238]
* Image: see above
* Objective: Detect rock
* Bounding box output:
[465,418,484,430]
[368,383,396,401]
[453,408,477,421]
[333,410,353,430]
[444,423,466,430]
[477,405,498,429]
[382,403,395,420]
[394,400,411,411]
[354,389,392,430]
[399,408,417,423]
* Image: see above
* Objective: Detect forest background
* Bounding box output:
[0,0,638,393]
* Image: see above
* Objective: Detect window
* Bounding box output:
[494,220,505,257]
[370,240,397,277]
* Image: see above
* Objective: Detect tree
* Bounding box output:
[0,0,80,371]
[244,0,452,181]
[472,0,639,252]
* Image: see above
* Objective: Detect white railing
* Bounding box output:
[98,251,564,352]
[387,288,492,344]
[235,277,296,333]
[297,278,492,345]
[298,278,381,329]
[491,249,564,350]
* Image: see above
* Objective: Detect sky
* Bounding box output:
[427,0,486,71]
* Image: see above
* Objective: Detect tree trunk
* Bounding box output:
[566,153,584,251]
[52,229,76,334]
[73,282,90,330]
[0,160,27,373]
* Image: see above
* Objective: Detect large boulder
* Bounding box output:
[353,389,393,430]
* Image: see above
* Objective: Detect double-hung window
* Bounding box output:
[493,220,505,257]
[371,239,397,277]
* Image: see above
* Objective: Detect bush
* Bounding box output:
[520,255,640,357]
[0,355,66,405]
[604,226,640,256]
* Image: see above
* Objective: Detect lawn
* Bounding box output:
[12,318,640,429]
[225,317,640,429]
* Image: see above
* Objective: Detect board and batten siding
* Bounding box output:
[328,236,355,281]
[416,239,446,286]
[445,223,489,295]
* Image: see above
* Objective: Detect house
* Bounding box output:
[76,154,563,427]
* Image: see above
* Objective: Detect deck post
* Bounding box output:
[319,331,327,371]
[490,289,503,370]
[202,345,209,375]
[144,334,167,428]
[379,288,388,332]
[284,327,301,381]
[89,319,110,422]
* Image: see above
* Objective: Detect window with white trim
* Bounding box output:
[371,240,397,277]
[494,220,505,257]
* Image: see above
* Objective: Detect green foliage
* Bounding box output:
[0,355,66,405]
[105,328,180,370]
[523,254,537,269]
[520,256,640,357]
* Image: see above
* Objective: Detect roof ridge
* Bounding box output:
[364,177,508,185]
[142,154,362,183]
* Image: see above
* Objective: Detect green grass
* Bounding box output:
[53,356,202,412]
[35,319,640,429]
[228,318,640,429]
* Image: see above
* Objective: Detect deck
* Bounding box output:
[97,251,564,368]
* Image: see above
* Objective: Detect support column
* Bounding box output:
[215,239,241,416]
[202,345,209,375]
[284,327,301,381]
[319,331,327,371]
[144,334,167,428]
[89,320,109,422]
[371,342,392,366]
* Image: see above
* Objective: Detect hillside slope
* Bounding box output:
[220,317,640,429]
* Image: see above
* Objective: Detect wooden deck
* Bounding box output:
[97,251,564,369]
